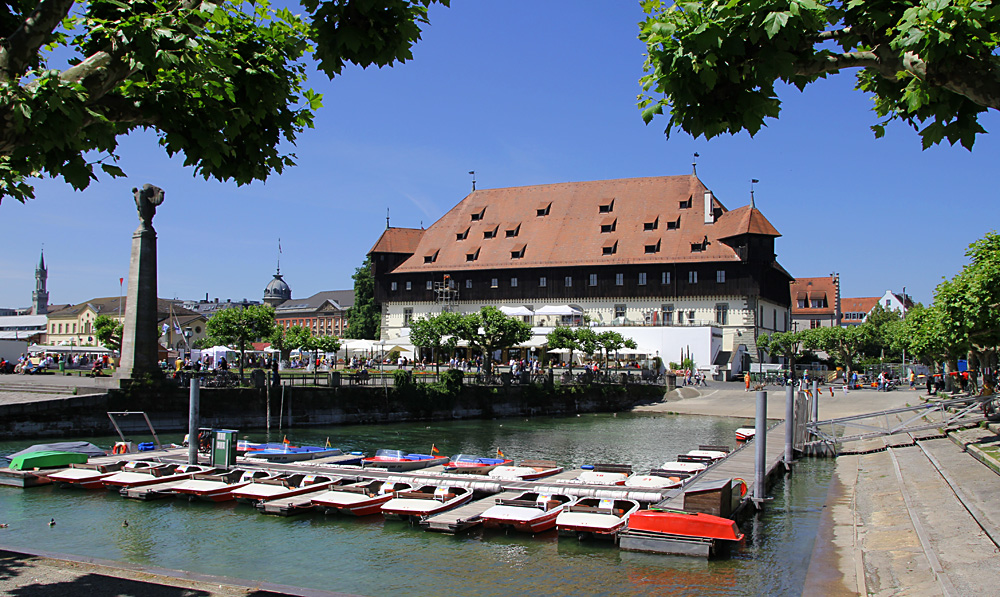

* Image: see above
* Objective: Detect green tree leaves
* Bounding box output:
[205,303,276,381]
[94,314,123,352]
[639,0,1000,149]
[346,256,380,340]
[0,0,448,202]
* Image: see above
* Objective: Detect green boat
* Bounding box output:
[9,451,88,471]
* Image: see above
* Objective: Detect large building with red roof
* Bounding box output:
[369,174,793,376]
[790,275,841,330]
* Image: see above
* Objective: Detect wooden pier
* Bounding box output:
[121,479,194,500]
[654,423,786,514]
[421,490,523,533]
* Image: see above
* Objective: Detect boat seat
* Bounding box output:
[397,491,435,499]
[568,505,613,514]
[497,499,539,508]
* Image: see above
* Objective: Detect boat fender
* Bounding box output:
[581,464,595,470]
[733,477,748,498]
[350,451,364,456]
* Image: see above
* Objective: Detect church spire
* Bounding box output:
[32,248,48,315]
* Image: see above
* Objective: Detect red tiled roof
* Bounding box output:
[369,227,425,255]
[386,175,781,273]
[841,297,880,314]
[790,276,838,315]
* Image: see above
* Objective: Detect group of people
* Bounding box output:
[680,368,708,387]
[0,352,111,375]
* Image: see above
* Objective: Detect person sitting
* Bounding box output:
[89,360,104,377]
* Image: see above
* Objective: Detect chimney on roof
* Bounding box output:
[703,190,714,224]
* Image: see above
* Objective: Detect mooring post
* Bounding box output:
[754,390,767,508]
[812,380,819,422]
[784,383,795,468]
[187,376,199,465]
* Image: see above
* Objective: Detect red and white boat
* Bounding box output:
[170,469,277,502]
[311,480,412,516]
[685,449,728,462]
[361,449,448,472]
[658,461,707,475]
[101,463,213,490]
[381,485,473,522]
[488,460,563,481]
[624,474,684,490]
[555,497,640,539]
[443,454,513,474]
[574,470,628,485]
[735,427,756,442]
[230,473,338,504]
[44,461,131,489]
[625,509,744,542]
[480,492,576,533]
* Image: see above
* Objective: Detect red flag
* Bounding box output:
[283,435,289,444]
[119,277,123,285]
[430,443,439,455]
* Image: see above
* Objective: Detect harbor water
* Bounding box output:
[0,412,834,596]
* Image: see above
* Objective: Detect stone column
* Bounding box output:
[118,184,165,381]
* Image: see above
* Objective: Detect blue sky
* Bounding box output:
[1,1,997,310]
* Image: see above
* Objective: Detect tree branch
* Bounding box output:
[795,46,1000,110]
[0,0,77,82]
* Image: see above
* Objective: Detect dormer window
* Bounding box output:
[644,239,661,254]
[466,248,480,261]
[471,207,486,221]
[536,202,551,216]
[666,216,681,230]
[600,217,617,233]
[505,224,520,238]
[691,236,709,252]
[602,239,618,255]
[511,244,526,259]
[679,196,692,209]
[644,216,658,231]
[423,250,439,264]
[599,198,615,213]
[483,225,499,239]
[456,228,469,241]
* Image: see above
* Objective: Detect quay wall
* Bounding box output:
[0,382,664,440]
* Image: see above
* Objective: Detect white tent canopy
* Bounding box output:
[617,347,656,355]
[499,305,534,317]
[534,305,582,316]
[28,343,111,354]
[515,336,548,349]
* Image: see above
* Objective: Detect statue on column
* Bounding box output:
[119,183,165,381]
[133,184,165,229]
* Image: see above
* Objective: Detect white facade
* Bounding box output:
[381,296,789,376]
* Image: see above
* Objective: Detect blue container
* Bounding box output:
[137,442,155,452]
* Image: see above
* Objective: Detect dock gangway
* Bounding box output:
[806,393,998,451]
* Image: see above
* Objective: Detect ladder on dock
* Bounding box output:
[421,491,523,534]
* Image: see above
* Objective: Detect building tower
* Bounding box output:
[32,250,48,315]
[263,267,292,307]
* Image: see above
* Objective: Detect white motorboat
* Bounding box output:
[555,497,640,539]
[381,485,473,522]
[480,492,576,533]
[311,480,412,516]
[230,473,339,504]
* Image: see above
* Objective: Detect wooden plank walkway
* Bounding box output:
[421,490,523,534]
[258,485,337,516]
[121,479,192,500]
[656,423,786,511]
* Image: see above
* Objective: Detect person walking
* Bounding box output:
[745,371,751,392]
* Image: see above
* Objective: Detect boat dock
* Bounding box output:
[655,422,786,515]
[421,490,523,533]
[121,479,194,500]
[257,480,352,516]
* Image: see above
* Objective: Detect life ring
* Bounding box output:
[112,443,126,455]
[733,477,748,498]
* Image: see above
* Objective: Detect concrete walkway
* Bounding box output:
[804,425,1000,596]
[634,381,918,420]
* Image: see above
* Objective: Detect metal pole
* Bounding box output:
[266,369,271,444]
[188,376,199,465]
[812,380,819,423]
[754,390,767,507]
[784,384,794,468]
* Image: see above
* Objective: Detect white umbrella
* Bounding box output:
[547,348,572,354]
[535,305,582,316]
[499,305,534,317]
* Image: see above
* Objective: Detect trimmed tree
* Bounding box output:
[204,303,276,383]
[408,311,462,374]
[94,315,123,352]
[459,307,532,376]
